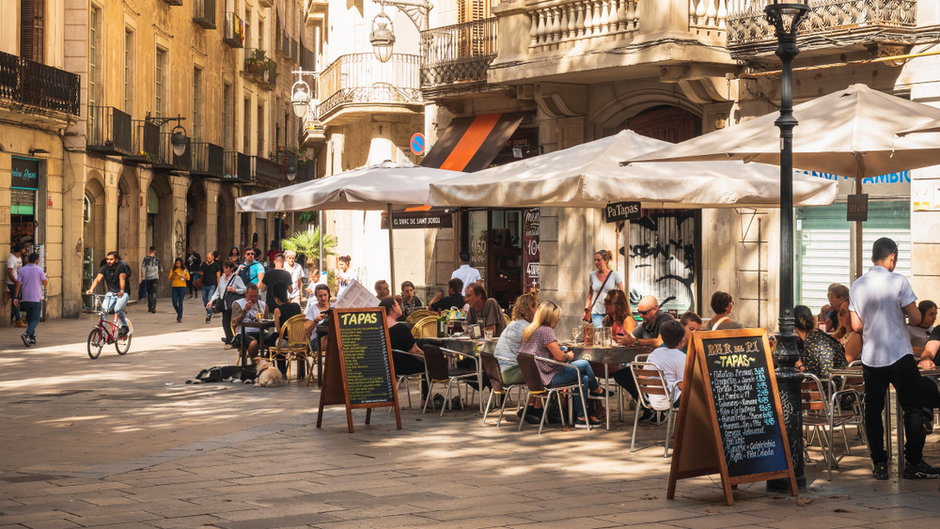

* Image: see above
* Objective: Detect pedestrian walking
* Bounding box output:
[141,246,162,313]
[584,249,624,328]
[185,248,202,298]
[227,246,242,265]
[6,243,27,327]
[200,251,221,323]
[849,237,938,480]
[169,258,190,323]
[14,252,46,347]
[208,260,246,347]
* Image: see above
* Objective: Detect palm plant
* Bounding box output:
[281,226,337,274]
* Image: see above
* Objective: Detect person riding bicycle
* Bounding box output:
[86,251,131,337]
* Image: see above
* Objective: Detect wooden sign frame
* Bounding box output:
[316,307,403,433]
[667,329,798,505]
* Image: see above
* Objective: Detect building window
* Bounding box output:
[223,82,233,151]
[193,66,203,140]
[20,0,45,63]
[88,5,102,106]
[155,47,167,116]
[256,104,264,156]
[258,18,265,51]
[243,97,251,153]
[124,29,134,113]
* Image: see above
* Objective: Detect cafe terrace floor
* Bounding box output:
[1,297,939,529]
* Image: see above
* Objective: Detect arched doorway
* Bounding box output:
[117,167,140,279]
[186,180,208,256]
[217,186,235,254]
[147,173,174,296]
[83,174,107,309]
[620,105,702,315]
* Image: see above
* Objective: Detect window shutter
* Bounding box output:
[20,0,45,63]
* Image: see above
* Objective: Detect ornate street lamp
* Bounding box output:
[764,0,810,492]
[147,113,189,157]
[369,11,396,63]
[291,80,312,118]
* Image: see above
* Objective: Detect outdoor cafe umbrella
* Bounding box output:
[428,129,837,209]
[626,83,940,275]
[236,160,467,290]
[900,118,940,135]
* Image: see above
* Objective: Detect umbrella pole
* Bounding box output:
[853,160,864,280]
[387,204,396,294]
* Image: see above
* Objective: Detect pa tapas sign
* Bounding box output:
[604,201,641,223]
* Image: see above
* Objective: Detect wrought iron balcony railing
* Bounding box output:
[0,51,80,116]
[421,18,497,94]
[727,0,917,57]
[251,155,281,188]
[191,141,225,178]
[222,150,252,182]
[223,12,245,48]
[87,105,132,156]
[194,0,217,28]
[317,53,422,119]
[244,49,277,90]
[124,119,161,164]
[152,132,192,171]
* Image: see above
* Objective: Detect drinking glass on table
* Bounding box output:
[571,325,582,343]
[484,328,494,340]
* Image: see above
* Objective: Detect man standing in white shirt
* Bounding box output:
[7,243,27,327]
[850,237,937,481]
[450,252,481,292]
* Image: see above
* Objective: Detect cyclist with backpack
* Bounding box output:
[85,251,131,337]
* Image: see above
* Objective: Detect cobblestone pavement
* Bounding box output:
[1,297,939,528]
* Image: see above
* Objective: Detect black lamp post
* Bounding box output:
[764,0,810,492]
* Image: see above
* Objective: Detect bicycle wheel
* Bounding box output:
[87,328,104,359]
[115,319,132,355]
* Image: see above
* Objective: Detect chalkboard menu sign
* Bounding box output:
[317,308,402,433]
[667,329,797,506]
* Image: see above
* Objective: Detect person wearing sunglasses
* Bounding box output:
[236,249,265,287]
[632,295,674,347]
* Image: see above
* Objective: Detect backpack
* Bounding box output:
[237,262,254,285]
[120,261,131,283]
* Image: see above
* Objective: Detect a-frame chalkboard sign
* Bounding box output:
[316,307,402,433]
[667,329,798,505]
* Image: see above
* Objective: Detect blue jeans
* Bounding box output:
[102,292,129,328]
[20,301,41,339]
[591,313,605,328]
[8,284,21,321]
[550,359,600,420]
[171,286,187,319]
[201,285,217,315]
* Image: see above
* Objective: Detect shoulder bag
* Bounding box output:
[584,270,613,322]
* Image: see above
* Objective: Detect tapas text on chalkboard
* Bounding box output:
[317,307,402,433]
[667,328,797,505]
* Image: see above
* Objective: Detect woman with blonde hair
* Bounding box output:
[519,301,606,428]
[493,292,539,384]
[832,300,862,363]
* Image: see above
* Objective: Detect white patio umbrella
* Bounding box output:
[900,118,940,135]
[236,161,467,289]
[626,83,940,275]
[428,129,837,208]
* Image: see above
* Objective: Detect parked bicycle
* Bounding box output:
[87,294,134,359]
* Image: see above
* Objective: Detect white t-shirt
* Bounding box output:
[588,270,622,314]
[849,265,917,368]
[7,253,22,286]
[285,262,303,300]
[646,346,687,411]
[233,298,267,334]
[305,302,331,322]
[451,264,482,291]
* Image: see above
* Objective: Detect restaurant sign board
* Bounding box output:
[604,201,641,223]
[11,157,40,190]
[381,211,453,229]
[523,208,540,289]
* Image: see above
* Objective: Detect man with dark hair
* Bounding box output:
[260,254,291,308]
[7,243,27,327]
[14,252,46,346]
[86,251,131,336]
[141,246,162,313]
[646,319,688,410]
[465,283,506,337]
[679,311,703,353]
[450,251,481,294]
[429,277,465,312]
[850,237,937,480]
[374,279,390,299]
[237,248,265,285]
[232,283,267,358]
[185,247,202,298]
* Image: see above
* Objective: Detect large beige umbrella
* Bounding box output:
[428,130,837,208]
[900,118,940,135]
[626,83,940,275]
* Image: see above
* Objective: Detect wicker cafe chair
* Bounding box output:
[411,316,439,339]
[480,351,522,427]
[515,353,592,434]
[421,344,477,416]
[268,314,313,383]
[407,310,435,324]
[802,373,861,480]
[629,361,677,457]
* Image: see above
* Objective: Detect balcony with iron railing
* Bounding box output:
[222,150,251,183]
[152,132,191,172]
[251,155,281,188]
[0,50,80,118]
[244,49,277,90]
[87,106,132,156]
[726,0,918,58]
[223,12,245,48]
[421,18,497,98]
[301,117,326,148]
[191,141,225,178]
[316,53,422,125]
[194,0,217,29]
[123,119,161,164]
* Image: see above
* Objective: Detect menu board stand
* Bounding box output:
[316,308,402,433]
[667,329,798,505]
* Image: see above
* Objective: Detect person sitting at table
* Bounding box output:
[679,311,703,353]
[519,301,607,428]
[793,305,847,379]
[494,292,539,385]
[647,320,689,410]
[304,284,332,352]
[819,282,849,332]
[832,300,862,363]
[231,283,268,360]
[633,296,675,347]
[374,279,391,299]
[397,280,423,320]
[909,300,937,354]
[380,296,429,403]
[428,278,464,312]
[258,284,303,375]
[708,291,743,330]
[604,290,637,346]
[466,283,506,337]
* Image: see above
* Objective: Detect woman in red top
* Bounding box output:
[603,290,637,346]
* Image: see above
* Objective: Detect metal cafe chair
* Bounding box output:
[802,372,862,480]
[421,343,478,416]
[629,361,677,457]
[392,349,428,409]
[479,351,522,427]
[515,353,592,434]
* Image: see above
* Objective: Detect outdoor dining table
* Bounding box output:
[830,366,940,477]
[239,319,277,368]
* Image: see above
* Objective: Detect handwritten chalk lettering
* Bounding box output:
[340,312,379,326]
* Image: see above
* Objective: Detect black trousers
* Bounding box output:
[145,279,159,310]
[221,309,234,344]
[611,367,640,401]
[863,355,927,465]
[393,350,429,398]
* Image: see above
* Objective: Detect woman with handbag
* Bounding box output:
[584,249,624,328]
[208,260,246,347]
[169,258,190,323]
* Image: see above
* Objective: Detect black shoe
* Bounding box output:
[574,417,602,429]
[873,462,889,480]
[118,326,129,338]
[21,333,31,348]
[523,410,543,424]
[903,460,940,479]
[177,317,182,323]
[638,407,655,422]
[205,316,212,323]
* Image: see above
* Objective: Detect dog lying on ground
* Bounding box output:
[253,358,283,387]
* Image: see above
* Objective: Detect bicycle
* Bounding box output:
[87,294,134,359]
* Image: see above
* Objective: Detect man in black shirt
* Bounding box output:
[85,251,131,335]
[260,254,292,308]
[429,278,465,312]
[632,295,675,347]
[185,247,202,298]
